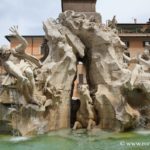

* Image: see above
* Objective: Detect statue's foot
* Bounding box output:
[87,120,96,130]
[87,123,92,130]
[72,121,82,130]
[72,126,77,130]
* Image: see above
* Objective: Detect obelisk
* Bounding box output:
[61,0,101,22]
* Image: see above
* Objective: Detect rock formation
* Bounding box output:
[0,11,150,136]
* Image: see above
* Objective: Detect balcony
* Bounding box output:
[117,23,150,34]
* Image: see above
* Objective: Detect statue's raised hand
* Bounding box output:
[9,26,19,36]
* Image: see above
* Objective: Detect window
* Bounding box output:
[143,41,150,47]
[79,74,84,84]
[123,41,130,48]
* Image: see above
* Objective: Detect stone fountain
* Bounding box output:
[0,10,150,136]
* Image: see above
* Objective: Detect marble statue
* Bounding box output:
[73,84,96,130]
[72,62,96,130]
[108,15,117,29]
[0,26,41,105]
[130,47,150,87]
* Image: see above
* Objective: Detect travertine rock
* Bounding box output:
[59,11,141,131]
[1,11,150,135]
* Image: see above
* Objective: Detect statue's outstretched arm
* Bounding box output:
[123,53,137,64]
[9,26,28,53]
[138,54,150,67]
[123,53,131,62]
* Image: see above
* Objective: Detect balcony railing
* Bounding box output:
[117,24,150,34]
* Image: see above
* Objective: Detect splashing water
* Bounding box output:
[9,136,31,143]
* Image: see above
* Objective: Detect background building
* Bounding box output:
[117,21,150,57]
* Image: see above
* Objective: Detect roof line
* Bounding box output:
[117,23,150,25]
[5,35,45,42]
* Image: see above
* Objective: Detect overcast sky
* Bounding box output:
[0,0,150,45]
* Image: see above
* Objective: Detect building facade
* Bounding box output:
[117,22,150,57]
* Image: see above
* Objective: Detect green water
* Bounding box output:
[0,129,150,150]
